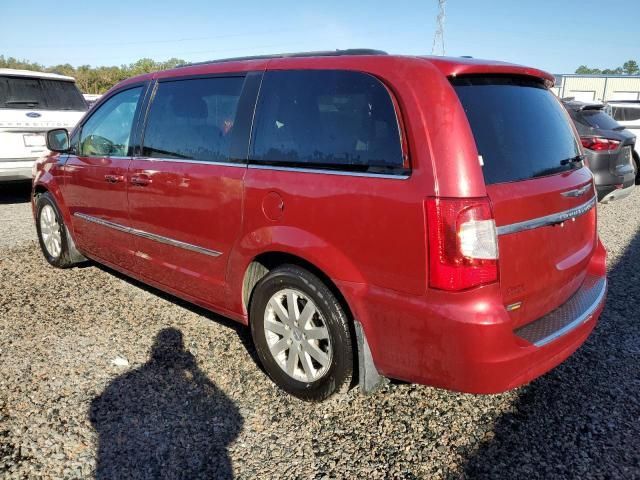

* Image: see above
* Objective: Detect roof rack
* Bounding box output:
[178,49,388,68]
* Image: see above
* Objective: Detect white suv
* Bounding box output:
[607,100,640,179]
[0,69,87,182]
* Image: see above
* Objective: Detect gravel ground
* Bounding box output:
[0,182,34,248]
[0,182,638,479]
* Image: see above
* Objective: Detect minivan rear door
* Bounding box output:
[453,76,598,328]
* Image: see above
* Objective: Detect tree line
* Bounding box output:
[3,54,639,93]
[0,55,187,94]
[575,59,639,75]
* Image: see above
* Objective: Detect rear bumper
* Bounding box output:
[340,239,607,394]
[0,158,37,182]
[597,181,635,203]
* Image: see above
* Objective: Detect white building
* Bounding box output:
[552,74,640,102]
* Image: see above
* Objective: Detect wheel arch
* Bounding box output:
[241,251,355,325]
[240,249,388,393]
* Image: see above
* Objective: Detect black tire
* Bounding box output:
[633,153,640,185]
[250,265,353,401]
[35,192,74,268]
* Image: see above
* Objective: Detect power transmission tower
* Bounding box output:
[431,0,446,56]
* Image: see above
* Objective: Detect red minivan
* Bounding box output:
[33,50,607,401]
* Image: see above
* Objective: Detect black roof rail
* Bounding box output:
[177,49,388,68]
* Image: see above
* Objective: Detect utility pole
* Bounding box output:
[431,0,446,56]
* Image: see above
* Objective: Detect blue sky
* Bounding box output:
[2,0,638,73]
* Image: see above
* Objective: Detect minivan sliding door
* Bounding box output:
[128,73,260,309]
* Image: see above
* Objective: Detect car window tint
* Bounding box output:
[611,106,640,122]
[453,76,581,185]
[251,70,405,174]
[582,110,620,130]
[142,77,244,162]
[79,87,142,157]
[0,76,87,111]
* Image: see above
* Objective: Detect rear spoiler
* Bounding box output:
[561,98,604,111]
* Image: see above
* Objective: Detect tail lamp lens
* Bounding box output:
[425,197,498,291]
[580,137,620,151]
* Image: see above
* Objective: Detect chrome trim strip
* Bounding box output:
[496,196,597,236]
[134,157,246,168]
[532,278,607,347]
[247,163,410,180]
[73,213,222,257]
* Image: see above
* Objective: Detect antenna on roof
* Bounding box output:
[431,0,446,56]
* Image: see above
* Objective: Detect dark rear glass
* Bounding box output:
[610,106,640,122]
[581,110,620,130]
[0,76,87,111]
[453,76,581,185]
[251,70,406,175]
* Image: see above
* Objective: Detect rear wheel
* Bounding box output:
[35,193,74,268]
[633,152,640,185]
[250,265,353,401]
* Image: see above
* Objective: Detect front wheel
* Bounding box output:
[35,193,74,268]
[250,265,354,401]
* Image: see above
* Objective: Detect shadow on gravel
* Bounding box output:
[94,263,263,370]
[463,233,640,479]
[0,181,31,205]
[90,328,243,479]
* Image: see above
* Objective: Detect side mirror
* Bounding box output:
[46,128,70,152]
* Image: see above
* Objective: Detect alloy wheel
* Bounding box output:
[40,204,63,259]
[263,288,332,382]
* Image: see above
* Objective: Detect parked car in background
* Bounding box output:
[33,51,607,401]
[0,69,87,182]
[606,100,640,181]
[563,99,636,202]
[82,93,102,109]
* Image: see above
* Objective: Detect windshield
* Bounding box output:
[452,76,581,185]
[0,76,87,111]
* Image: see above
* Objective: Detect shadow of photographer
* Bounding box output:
[90,328,243,479]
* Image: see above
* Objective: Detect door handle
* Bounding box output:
[104,174,125,183]
[130,173,151,186]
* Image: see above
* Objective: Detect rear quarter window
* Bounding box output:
[250,70,407,175]
[453,76,581,185]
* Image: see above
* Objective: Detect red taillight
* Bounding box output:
[580,137,620,151]
[425,197,498,291]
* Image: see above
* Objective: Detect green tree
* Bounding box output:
[623,60,639,75]
[575,65,601,74]
[0,54,188,93]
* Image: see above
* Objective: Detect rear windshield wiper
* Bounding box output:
[560,154,585,166]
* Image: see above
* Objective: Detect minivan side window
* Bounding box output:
[251,70,406,175]
[142,77,245,162]
[79,87,142,157]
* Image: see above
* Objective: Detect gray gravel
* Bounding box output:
[0,182,34,248]
[0,182,639,479]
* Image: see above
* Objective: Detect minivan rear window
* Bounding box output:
[0,76,87,111]
[452,76,581,185]
[251,70,406,175]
